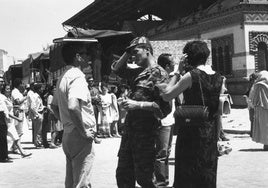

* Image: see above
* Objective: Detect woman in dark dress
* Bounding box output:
[159,41,223,188]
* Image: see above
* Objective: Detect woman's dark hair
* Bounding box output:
[0,83,7,94]
[61,42,86,65]
[13,78,22,88]
[100,82,108,89]
[33,83,42,93]
[110,86,118,93]
[183,41,210,67]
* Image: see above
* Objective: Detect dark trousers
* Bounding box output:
[154,125,173,186]
[116,113,160,188]
[92,105,99,132]
[0,112,8,160]
[249,108,254,137]
[32,115,43,146]
[41,111,49,147]
[116,133,157,188]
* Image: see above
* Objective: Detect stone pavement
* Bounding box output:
[222,108,251,134]
[1,108,268,188]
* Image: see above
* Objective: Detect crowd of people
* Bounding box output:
[1,36,268,188]
[0,78,65,162]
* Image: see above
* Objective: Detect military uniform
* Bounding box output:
[114,63,171,188]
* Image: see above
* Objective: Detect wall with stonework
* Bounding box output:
[150,40,212,66]
[201,24,248,77]
[244,24,268,73]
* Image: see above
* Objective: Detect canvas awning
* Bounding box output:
[50,28,134,72]
[53,28,133,43]
[29,50,50,69]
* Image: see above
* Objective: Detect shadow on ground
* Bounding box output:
[21,142,33,144]
[239,148,267,152]
[22,146,41,150]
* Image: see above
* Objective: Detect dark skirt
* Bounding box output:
[173,119,218,188]
[0,112,8,160]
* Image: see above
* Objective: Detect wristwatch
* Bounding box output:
[174,71,181,79]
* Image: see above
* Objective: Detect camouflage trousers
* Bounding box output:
[116,116,159,188]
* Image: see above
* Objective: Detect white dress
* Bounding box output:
[98,93,113,124]
[251,81,268,145]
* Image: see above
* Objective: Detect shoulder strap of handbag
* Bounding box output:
[197,74,205,106]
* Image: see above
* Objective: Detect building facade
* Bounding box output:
[0,49,16,74]
[63,0,268,106]
[145,0,268,105]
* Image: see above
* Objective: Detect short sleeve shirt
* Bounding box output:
[52,66,95,133]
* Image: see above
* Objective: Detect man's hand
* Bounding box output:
[122,99,139,110]
[156,83,168,94]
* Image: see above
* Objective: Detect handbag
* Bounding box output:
[174,74,209,120]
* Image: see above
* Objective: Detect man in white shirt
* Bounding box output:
[51,42,96,188]
[154,53,176,187]
[27,83,36,143]
[30,84,44,147]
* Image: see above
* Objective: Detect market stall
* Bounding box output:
[49,27,133,84]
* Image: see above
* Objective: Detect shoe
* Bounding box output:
[221,137,230,141]
[0,158,13,163]
[113,134,121,138]
[218,143,232,156]
[10,150,20,155]
[49,144,58,149]
[56,144,62,147]
[34,142,42,148]
[155,182,169,187]
[43,144,50,148]
[94,138,102,144]
[21,153,32,158]
[224,146,232,155]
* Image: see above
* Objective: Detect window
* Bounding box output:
[257,42,268,71]
[211,35,234,75]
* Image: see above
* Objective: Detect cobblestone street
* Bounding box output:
[1,109,268,188]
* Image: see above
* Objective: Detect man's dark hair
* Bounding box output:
[13,78,22,88]
[183,41,210,67]
[29,82,35,90]
[157,53,172,69]
[61,42,86,65]
[33,83,42,93]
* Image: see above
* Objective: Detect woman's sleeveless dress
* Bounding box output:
[173,69,223,188]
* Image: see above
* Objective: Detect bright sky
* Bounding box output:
[0,0,93,60]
